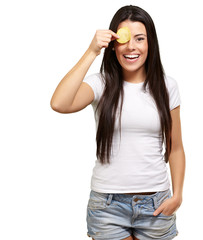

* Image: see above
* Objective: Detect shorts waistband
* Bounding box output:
[90,189,170,209]
[90,189,170,207]
[124,192,157,195]
[111,191,159,204]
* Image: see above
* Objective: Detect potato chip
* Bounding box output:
[116,27,131,44]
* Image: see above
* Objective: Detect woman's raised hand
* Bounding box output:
[88,30,119,56]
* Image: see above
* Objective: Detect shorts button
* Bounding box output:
[134,198,141,202]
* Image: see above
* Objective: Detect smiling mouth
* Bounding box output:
[124,54,140,60]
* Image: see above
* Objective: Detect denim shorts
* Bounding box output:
[86,189,178,240]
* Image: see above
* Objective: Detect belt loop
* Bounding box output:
[152,193,158,210]
[106,194,113,205]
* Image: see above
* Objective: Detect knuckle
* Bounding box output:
[98,42,103,48]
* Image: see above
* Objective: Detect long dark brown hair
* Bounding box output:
[95,5,172,164]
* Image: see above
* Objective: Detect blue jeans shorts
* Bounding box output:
[86,189,178,240]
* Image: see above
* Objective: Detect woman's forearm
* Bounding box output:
[169,148,186,201]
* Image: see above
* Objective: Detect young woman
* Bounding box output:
[50,5,185,240]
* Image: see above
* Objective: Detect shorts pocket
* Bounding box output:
[155,189,175,217]
[87,191,108,210]
[87,198,108,210]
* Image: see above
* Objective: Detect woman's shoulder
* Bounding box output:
[164,75,181,110]
[83,73,105,103]
[164,75,179,91]
[83,72,105,87]
[84,72,103,81]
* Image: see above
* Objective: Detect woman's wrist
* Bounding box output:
[86,47,99,59]
[172,193,183,205]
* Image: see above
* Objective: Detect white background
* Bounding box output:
[0,0,202,239]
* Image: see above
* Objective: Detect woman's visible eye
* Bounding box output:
[136,37,145,42]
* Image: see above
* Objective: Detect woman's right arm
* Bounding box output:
[50,30,119,113]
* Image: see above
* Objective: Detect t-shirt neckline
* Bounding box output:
[123,80,145,85]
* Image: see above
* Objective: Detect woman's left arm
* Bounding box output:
[153,106,186,216]
[168,105,186,202]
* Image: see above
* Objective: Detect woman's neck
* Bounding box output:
[123,67,146,83]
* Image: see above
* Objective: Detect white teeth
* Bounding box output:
[124,54,139,58]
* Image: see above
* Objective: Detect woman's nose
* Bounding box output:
[127,39,136,51]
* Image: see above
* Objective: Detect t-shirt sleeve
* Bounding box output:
[165,76,181,111]
[83,73,104,105]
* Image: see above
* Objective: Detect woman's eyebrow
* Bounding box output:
[134,33,147,37]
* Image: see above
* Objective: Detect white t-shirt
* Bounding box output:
[83,73,181,193]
